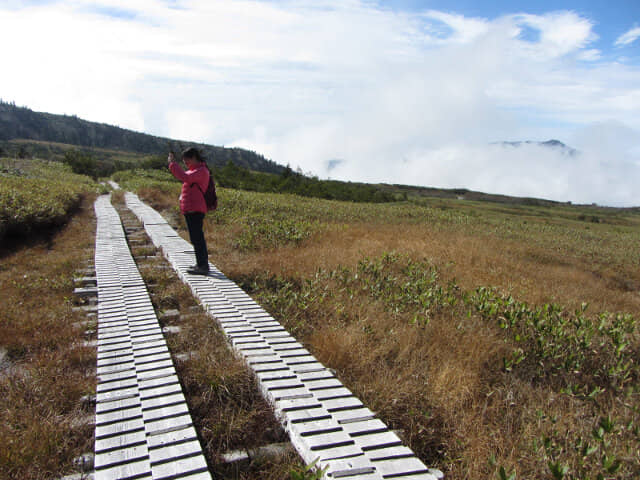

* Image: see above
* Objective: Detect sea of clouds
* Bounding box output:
[1,1,639,205]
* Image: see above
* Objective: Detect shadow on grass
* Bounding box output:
[0,199,85,259]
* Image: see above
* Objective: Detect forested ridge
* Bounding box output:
[0,100,283,174]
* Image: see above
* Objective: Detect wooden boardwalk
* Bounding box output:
[124,192,443,480]
[93,195,211,480]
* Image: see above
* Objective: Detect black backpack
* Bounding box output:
[195,167,218,211]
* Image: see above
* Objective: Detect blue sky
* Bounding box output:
[1,0,639,205]
[383,0,640,60]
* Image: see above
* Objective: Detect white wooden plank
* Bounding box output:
[97,370,137,384]
[137,367,176,381]
[320,456,379,479]
[131,339,167,351]
[98,337,132,347]
[94,444,149,469]
[371,457,431,477]
[134,353,172,365]
[256,370,297,381]
[278,349,312,358]
[98,332,130,342]
[308,443,363,461]
[148,440,203,464]
[366,446,415,461]
[284,407,332,423]
[321,397,364,412]
[95,430,146,453]
[95,417,145,438]
[268,387,312,401]
[96,407,142,426]
[96,396,141,414]
[239,349,277,358]
[96,388,139,403]
[290,419,342,436]
[298,431,355,450]
[141,403,189,422]
[96,377,138,392]
[172,471,213,480]
[276,396,323,412]
[98,341,131,352]
[293,363,328,373]
[262,378,305,390]
[131,333,166,344]
[141,393,186,411]
[97,356,133,371]
[297,369,335,383]
[150,454,208,479]
[134,346,170,357]
[354,431,403,450]
[332,408,376,424]
[94,459,152,480]
[144,413,194,434]
[136,358,174,372]
[312,387,353,401]
[341,419,388,436]
[231,335,264,343]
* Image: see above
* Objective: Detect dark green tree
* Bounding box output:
[63,150,101,178]
[17,145,29,159]
[140,155,167,170]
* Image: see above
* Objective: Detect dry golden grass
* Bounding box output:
[0,196,97,480]
[132,186,640,480]
[213,222,640,316]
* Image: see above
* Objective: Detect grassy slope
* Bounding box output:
[115,169,640,479]
[0,158,101,240]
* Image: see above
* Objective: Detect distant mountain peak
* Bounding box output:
[497,139,578,156]
[540,139,565,148]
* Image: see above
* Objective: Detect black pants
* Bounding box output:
[184,212,208,270]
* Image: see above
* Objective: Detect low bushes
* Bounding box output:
[0,159,97,240]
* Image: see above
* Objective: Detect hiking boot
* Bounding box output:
[187,265,210,275]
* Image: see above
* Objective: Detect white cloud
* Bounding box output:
[577,49,601,61]
[511,11,597,59]
[421,10,490,44]
[615,26,640,47]
[0,1,639,205]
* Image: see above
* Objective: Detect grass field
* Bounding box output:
[0,158,101,242]
[115,168,640,479]
[2,160,639,479]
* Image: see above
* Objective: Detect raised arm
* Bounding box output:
[168,157,189,182]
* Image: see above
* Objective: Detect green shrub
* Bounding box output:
[0,159,96,238]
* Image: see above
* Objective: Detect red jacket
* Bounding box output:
[169,162,210,214]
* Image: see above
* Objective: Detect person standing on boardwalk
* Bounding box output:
[168,147,210,275]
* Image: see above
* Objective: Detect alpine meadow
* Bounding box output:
[2,144,640,478]
[112,166,640,479]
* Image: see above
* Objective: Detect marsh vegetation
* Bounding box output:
[115,167,640,479]
[2,158,639,479]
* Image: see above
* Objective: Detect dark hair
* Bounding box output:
[182,147,204,163]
